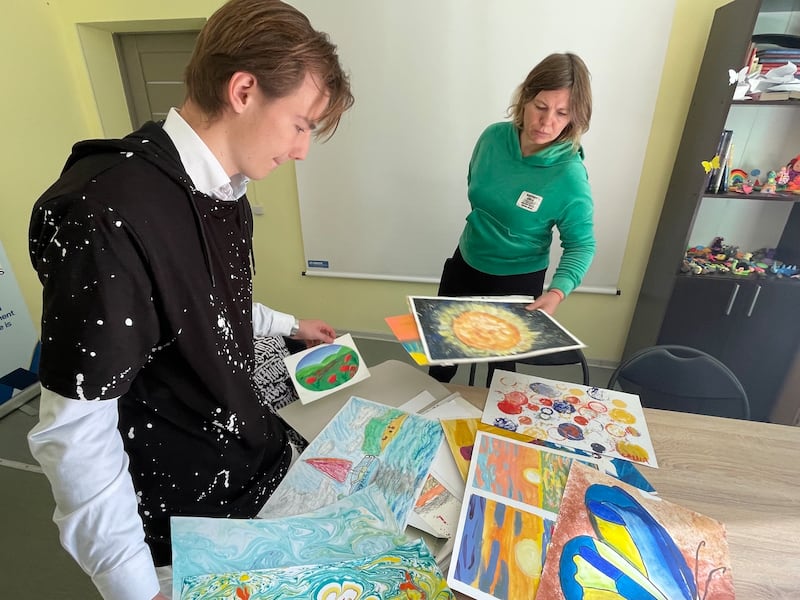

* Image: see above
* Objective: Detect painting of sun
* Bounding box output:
[407,296,584,365]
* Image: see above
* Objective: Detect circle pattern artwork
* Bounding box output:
[483,373,655,467]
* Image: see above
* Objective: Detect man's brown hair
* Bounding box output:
[185,0,354,139]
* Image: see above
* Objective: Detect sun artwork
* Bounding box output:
[452,310,522,351]
[432,301,537,357]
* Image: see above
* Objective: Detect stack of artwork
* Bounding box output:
[170,351,735,599]
[387,296,585,366]
[440,371,736,600]
[172,396,452,598]
[260,396,443,527]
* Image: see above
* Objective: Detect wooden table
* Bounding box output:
[447,383,800,600]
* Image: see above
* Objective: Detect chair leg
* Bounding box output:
[579,356,591,386]
[468,363,477,387]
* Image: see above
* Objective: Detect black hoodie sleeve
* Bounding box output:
[32,194,160,400]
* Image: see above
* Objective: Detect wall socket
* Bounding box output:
[252,204,265,215]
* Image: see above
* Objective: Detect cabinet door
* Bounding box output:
[657,277,745,359]
[724,282,800,422]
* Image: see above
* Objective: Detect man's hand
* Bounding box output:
[152,593,169,600]
[293,319,336,345]
[525,289,564,315]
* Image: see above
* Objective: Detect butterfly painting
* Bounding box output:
[536,462,735,600]
[701,155,721,174]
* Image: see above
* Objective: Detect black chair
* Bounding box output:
[468,348,591,388]
[607,345,750,420]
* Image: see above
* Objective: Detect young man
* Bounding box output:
[27,1,354,598]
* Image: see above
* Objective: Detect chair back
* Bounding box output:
[471,348,591,388]
[607,345,750,420]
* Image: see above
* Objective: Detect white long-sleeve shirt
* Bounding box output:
[29,108,294,600]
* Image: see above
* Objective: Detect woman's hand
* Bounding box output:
[525,289,564,315]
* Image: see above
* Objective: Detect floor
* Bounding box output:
[0,336,613,598]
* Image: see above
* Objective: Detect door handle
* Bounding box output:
[746,285,762,317]
[724,283,740,316]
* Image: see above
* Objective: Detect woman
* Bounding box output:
[430,52,595,384]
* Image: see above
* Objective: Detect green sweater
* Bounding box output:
[458,121,595,296]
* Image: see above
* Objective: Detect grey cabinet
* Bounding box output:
[624,0,800,422]
[658,277,800,421]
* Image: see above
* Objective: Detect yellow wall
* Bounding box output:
[2,0,729,364]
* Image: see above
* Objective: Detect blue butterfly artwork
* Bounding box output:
[537,462,735,600]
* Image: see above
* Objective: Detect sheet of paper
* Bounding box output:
[447,430,604,600]
[283,333,370,405]
[481,370,658,468]
[407,296,585,365]
[170,486,402,599]
[385,313,429,365]
[260,397,443,528]
[400,391,481,538]
[536,462,734,600]
[179,540,454,600]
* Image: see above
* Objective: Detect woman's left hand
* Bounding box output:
[525,289,564,315]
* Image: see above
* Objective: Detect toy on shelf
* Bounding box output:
[728,168,748,191]
[762,170,778,194]
[776,166,790,189]
[786,155,800,193]
[679,240,800,280]
[771,262,800,277]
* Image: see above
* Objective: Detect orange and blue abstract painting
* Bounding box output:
[536,462,735,600]
[448,431,600,599]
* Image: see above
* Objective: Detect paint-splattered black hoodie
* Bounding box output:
[29,121,290,566]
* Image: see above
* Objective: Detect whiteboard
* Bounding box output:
[293,0,676,293]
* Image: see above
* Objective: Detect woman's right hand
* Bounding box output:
[525,289,564,315]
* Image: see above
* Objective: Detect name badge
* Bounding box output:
[516,191,543,212]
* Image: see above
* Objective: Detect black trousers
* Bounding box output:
[428,247,546,385]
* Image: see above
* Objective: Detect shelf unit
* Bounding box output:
[624,0,800,423]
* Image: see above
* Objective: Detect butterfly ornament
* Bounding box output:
[701,155,720,174]
[559,484,727,600]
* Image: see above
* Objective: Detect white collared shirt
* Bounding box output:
[163,107,249,201]
[163,107,293,335]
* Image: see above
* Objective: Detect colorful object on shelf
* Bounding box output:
[762,170,778,194]
[701,154,721,174]
[786,155,800,192]
[682,242,800,280]
[776,166,791,188]
[728,168,748,189]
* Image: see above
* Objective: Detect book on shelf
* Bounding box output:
[706,129,733,195]
[753,90,800,101]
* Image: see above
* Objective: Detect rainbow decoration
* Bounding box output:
[729,168,748,187]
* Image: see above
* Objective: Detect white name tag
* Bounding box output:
[516,191,543,212]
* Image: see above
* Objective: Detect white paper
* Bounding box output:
[283,333,370,405]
